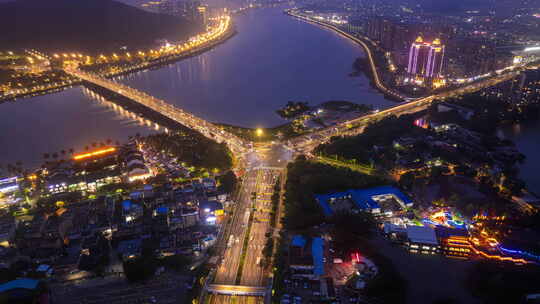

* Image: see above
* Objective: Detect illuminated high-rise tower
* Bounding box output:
[425,38,445,78]
[407,36,445,86]
[407,36,430,76]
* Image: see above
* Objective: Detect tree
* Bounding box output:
[162,254,191,272]
[502,177,525,196]
[217,171,237,193]
[283,158,386,230]
[398,171,416,190]
[432,298,458,304]
[331,211,375,254]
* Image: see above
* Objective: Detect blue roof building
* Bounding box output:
[315,186,413,216]
[291,235,307,248]
[122,200,132,211]
[289,235,325,279]
[0,278,45,304]
[0,279,39,293]
[312,237,324,276]
[156,206,169,215]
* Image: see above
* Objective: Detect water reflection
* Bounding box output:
[82,87,168,133]
[498,121,540,192]
[0,88,155,169]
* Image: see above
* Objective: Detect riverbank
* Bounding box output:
[99,28,237,79]
[0,81,81,103]
[498,120,540,192]
[0,21,236,103]
[285,9,406,102]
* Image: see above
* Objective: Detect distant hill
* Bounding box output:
[0,0,202,53]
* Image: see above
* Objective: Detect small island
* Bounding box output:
[218,100,375,142]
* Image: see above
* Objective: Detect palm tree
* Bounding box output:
[106,138,112,145]
[69,148,74,154]
[52,153,58,159]
[85,146,89,151]
[43,153,50,159]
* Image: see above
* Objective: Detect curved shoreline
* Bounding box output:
[285,10,406,102]
[0,25,237,103]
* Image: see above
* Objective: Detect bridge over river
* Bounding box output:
[64,67,251,156]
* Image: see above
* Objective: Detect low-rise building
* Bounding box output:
[289,235,325,279]
[117,238,142,261]
[316,186,413,216]
[405,225,439,254]
[0,217,16,247]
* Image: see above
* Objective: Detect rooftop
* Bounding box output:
[406,225,438,245]
[291,235,307,248]
[0,278,39,293]
[316,186,412,216]
[312,237,324,276]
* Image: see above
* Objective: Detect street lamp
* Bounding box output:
[256,128,264,137]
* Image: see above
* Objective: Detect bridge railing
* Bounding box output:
[65,68,251,154]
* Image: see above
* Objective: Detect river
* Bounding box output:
[115,7,393,126]
[4,7,539,192]
[0,7,392,169]
[0,88,158,169]
[498,121,540,193]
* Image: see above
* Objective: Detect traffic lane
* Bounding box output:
[216,169,260,284]
[241,169,279,285]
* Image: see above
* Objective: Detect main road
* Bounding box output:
[208,144,289,300]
